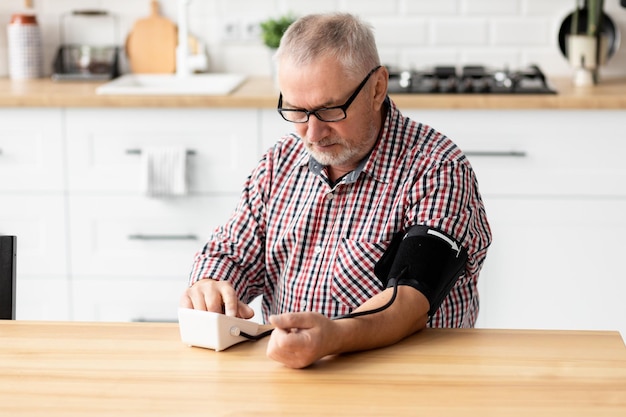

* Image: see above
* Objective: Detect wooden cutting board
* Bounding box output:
[126,0,177,73]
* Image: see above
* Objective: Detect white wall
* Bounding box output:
[1,0,625,79]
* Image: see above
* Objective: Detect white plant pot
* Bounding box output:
[267,48,280,91]
[566,34,609,86]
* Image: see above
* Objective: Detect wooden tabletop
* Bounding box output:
[0,321,624,417]
[2,76,626,109]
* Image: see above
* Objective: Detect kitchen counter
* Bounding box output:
[2,75,626,109]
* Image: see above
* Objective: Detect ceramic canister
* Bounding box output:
[7,13,43,79]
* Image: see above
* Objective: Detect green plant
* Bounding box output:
[260,14,296,49]
[571,0,605,36]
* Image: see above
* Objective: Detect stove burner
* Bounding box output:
[387,64,557,94]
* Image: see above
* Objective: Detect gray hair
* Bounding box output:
[275,13,381,80]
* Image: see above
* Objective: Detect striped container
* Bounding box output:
[7,14,43,79]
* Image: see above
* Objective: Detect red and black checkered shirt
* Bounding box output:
[190,98,492,328]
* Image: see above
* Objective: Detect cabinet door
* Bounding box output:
[476,198,626,336]
[65,108,259,194]
[68,195,238,277]
[260,109,294,156]
[71,277,185,322]
[401,108,626,335]
[16,277,71,321]
[403,110,626,197]
[2,195,70,321]
[0,195,67,276]
[0,109,64,191]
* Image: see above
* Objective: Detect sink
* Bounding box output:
[96,73,246,95]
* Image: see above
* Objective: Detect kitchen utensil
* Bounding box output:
[7,10,43,79]
[52,10,120,81]
[126,0,177,74]
[558,9,620,61]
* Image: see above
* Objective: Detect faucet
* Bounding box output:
[176,0,208,77]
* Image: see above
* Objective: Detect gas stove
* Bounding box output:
[387,64,557,94]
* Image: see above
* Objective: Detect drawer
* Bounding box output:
[260,109,294,155]
[0,195,67,276]
[71,277,185,322]
[68,195,239,277]
[0,109,64,191]
[65,108,259,194]
[71,278,263,323]
[16,276,71,321]
[403,110,626,197]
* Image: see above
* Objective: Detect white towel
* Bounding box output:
[140,146,188,197]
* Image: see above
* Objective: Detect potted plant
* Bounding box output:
[566,0,607,85]
[260,14,296,86]
[260,14,296,49]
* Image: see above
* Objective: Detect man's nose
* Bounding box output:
[305,116,330,142]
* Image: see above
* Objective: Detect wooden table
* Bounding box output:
[1,321,625,416]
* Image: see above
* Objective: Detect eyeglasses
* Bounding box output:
[277,65,382,123]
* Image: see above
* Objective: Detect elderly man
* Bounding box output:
[181,13,491,368]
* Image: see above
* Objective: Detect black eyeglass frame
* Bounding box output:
[277,65,382,123]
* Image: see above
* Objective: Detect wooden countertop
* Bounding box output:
[1,321,625,416]
[2,75,626,109]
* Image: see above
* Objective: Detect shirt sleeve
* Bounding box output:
[411,155,492,276]
[405,145,492,327]
[187,152,271,304]
[409,155,491,255]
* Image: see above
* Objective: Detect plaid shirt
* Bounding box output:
[190,98,491,328]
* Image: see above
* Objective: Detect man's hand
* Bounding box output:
[267,312,340,369]
[179,279,254,319]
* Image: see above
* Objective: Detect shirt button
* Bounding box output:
[326,193,334,200]
[314,245,322,254]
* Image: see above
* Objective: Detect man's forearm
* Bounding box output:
[330,286,429,354]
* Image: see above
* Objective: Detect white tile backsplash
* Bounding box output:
[1,0,625,78]
[492,18,551,46]
[403,0,459,16]
[432,18,489,45]
[372,18,429,47]
[461,0,521,15]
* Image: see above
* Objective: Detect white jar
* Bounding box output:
[7,14,43,79]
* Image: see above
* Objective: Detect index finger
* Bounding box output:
[219,285,240,317]
[269,312,317,330]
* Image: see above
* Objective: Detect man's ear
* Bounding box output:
[372,66,389,110]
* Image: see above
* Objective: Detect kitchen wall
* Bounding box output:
[1,0,625,79]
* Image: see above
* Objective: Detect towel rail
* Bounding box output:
[126,149,196,155]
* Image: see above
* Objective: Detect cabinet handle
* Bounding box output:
[128,234,198,241]
[465,150,527,158]
[126,149,196,155]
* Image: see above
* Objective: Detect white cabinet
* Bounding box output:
[478,198,626,333]
[65,108,259,193]
[403,109,626,336]
[68,195,237,277]
[64,108,260,322]
[0,109,64,192]
[412,110,626,197]
[71,277,187,322]
[260,108,293,153]
[5,106,626,333]
[0,109,70,320]
[0,195,67,276]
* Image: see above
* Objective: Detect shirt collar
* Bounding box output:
[307,152,368,185]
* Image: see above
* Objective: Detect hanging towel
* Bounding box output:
[140,146,188,197]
